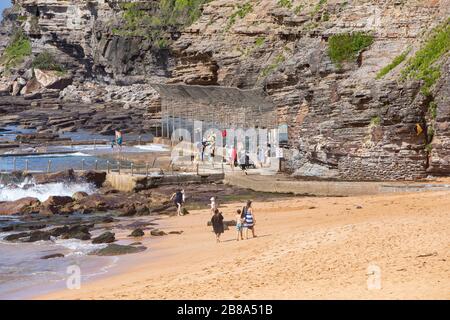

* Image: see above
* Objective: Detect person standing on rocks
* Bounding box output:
[211,208,224,243]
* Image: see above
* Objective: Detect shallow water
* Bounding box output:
[0,231,118,299]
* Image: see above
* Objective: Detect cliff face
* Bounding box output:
[0,0,449,181]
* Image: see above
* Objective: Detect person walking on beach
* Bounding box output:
[211,208,224,243]
[115,130,123,152]
[243,200,257,239]
[235,208,244,241]
[170,189,184,216]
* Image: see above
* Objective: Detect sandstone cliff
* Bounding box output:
[0,0,449,181]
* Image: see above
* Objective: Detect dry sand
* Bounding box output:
[39,190,450,300]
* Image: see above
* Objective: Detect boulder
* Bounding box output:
[60,224,92,240]
[92,231,115,244]
[43,196,73,207]
[20,78,42,95]
[135,205,150,216]
[78,171,106,188]
[25,230,51,242]
[33,169,76,184]
[72,191,89,201]
[0,197,41,215]
[49,226,69,237]
[168,231,184,235]
[91,244,146,256]
[34,69,73,90]
[40,253,64,259]
[119,204,136,217]
[128,228,144,237]
[3,232,29,241]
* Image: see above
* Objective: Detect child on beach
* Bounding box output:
[211,209,224,243]
[235,209,244,241]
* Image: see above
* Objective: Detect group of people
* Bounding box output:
[169,190,257,243]
[211,199,257,243]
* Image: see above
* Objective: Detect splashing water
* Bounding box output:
[0,177,96,202]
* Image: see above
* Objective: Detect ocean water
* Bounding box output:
[0,230,118,299]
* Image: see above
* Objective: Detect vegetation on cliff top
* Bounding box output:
[113,0,211,48]
[0,30,31,70]
[328,32,374,68]
[401,19,450,96]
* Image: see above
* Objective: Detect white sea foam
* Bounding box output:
[0,178,96,202]
[54,239,107,255]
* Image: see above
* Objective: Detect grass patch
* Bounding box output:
[277,0,293,9]
[428,101,437,120]
[260,53,285,77]
[254,36,265,47]
[32,51,64,72]
[401,19,450,96]
[114,0,211,47]
[376,49,409,79]
[327,32,374,67]
[294,4,304,15]
[312,0,327,16]
[0,30,31,70]
[370,116,381,126]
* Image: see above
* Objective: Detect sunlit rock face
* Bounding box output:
[0,0,449,180]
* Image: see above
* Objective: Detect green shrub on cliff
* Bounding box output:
[114,0,211,46]
[32,51,64,72]
[376,49,409,79]
[278,0,293,9]
[401,19,450,96]
[0,30,31,70]
[327,32,374,67]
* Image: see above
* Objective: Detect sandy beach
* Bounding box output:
[37,190,450,300]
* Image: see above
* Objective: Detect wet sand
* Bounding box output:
[39,190,450,299]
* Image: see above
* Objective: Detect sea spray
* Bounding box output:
[0,178,96,202]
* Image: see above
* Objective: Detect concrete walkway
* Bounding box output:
[224,173,450,197]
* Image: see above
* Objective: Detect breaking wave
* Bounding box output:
[0,177,96,202]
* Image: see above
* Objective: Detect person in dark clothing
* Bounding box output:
[211,208,224,243]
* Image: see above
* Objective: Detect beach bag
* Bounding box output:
[241,206,247,219]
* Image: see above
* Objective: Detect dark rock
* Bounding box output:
[129,242,142,246]
[0,197,41,215]
[119,204,136,217]
[92,231,115,244]
[60,224,92,240]
[3,232,29,241]
[168,231,184,235]
[49,226,69,237]
[78,171,106,188]
[91,244,146,256]
[135,205,150,216]
[43,196,74,207]
[25,230,51,242]
[33,169,76,184]
[40,253,64,259]
[128,228,145,237]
